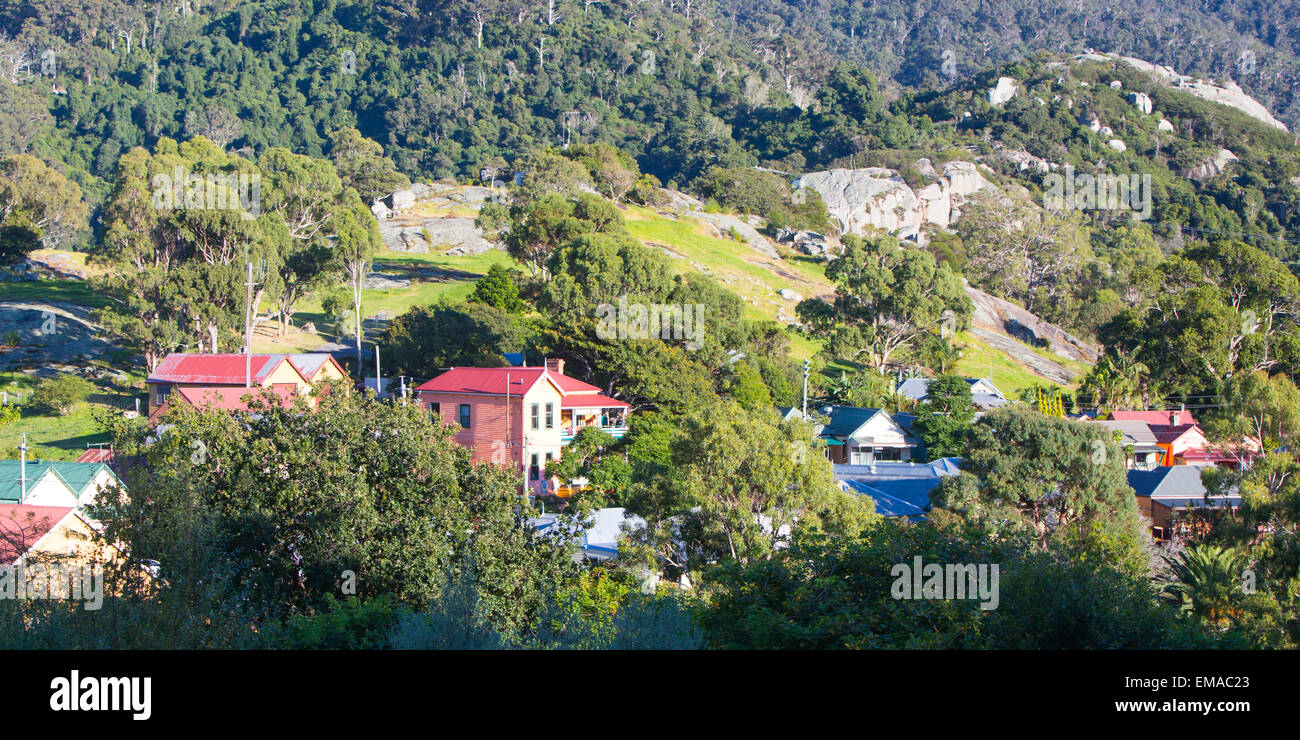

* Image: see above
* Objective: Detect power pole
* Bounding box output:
[802,358,810,417]
[243,253,267,388]
[374,344,381,397]
[18,432,28,503]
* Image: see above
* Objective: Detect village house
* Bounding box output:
[145,352,348,418]
[781,404,921,464]
[836,457,962,519]
[1080,419,1163,470]
[0,459,122,509]
[414,359,630,496]
[897,376,1009,411]
[1128,465,1239,541]
[0,504,115,567]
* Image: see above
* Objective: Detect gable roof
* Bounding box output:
[1110,409,1196,426]
[813,405,886,438]
[1127,465,1208,498]
[0,460,116,504]
[415,366,602,397]
[835,457,962,518]
[897,377,1005,400]
[148,353,303,386]
[1084,419,1160,447]
[0,504,74,564]
[287,353,346,380]
[1148,423,1203,445]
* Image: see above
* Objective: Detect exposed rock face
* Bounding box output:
[685,211,780,258]
[1077,52,1289,131]
[776,228,838,256]
[0,302,116,372]
[998,149,1053,173]
[1157,118,1175,132]
[778,288,802,302]
[1183,148,1239,182]
[792,161,997,241]
[1128,91,1153,115]
[378,217,495,255]
[1107,139,1128,152]
[965,285,1100,381]
[988,76,1017,105]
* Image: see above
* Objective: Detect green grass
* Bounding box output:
[952,331,1080,398]
[0,370,143,460]
[252,249,514,353]
[0,280,113,309]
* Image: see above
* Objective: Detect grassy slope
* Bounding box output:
[2,204,1084,456]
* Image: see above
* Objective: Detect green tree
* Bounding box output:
[911,375,976,460]
[797,235,970,373]
[31,374,95,416]
[468,264,527,314]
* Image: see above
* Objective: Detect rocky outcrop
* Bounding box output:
[1107,139,1127,152]
[378,217,495,255]
[776,228,839,257]
[1077,52,1289,131]
[965,285,1100,381]
[0,302,116,372]
[1183,148,1239,182]
[792,161,997,241]
[1157,118,1175,132]
[1128,92,1153,115]
[988,77,1017,105]
[685,211,780,258]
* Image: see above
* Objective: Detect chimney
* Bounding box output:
[545,358,565,377]
[1169,409,1178,426]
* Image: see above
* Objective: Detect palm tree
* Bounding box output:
[1160,544,1250,628]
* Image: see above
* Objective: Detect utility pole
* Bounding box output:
[243,253,267,388]
[18,432,28,503]
[802,359,810,417]
[374,344,381,397]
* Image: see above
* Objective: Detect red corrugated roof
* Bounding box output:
[1111,410,1196,425]
[75,448,114,463]
[415,367,601,396]
[148,353,294,385]
[560,393,630,409]
[0,504,73,565]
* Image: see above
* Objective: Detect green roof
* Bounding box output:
[0,460,116,503]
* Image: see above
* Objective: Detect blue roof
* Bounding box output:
[812,404,883,438]
[840,478,934,518]
[1128,466,1207,498]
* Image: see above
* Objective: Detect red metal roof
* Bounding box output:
[415,367,601,396]
[75,448,114,463]
[1110,410,1196,426]
[0,504,74,565]
[560,393,630,409]
[148,353,296,385]
[176,385,297,411]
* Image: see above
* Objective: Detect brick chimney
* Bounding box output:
[545,358,565,377]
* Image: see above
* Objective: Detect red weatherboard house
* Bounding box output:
[414,359,630,496]
[145,353,349,419]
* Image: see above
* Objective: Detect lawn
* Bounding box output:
[0,370,143,460]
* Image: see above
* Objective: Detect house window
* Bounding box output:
[529,453,540,481]
[155,384,171,405]
[531,403,540,430]
[429,402,440,419]
[545,403,554,429]
[458,404,471,428]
